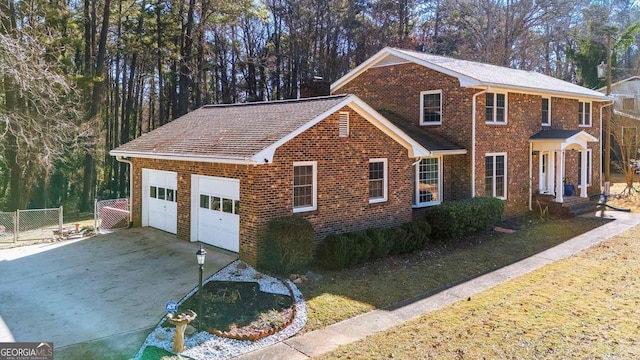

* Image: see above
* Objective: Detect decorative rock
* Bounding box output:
[293,277,303,284]
[304,271,322,281]
[253,273,263,279]
[289,274,299,281]
[184,324,196,336]
[237,262,247,270]
[154,332,167,341]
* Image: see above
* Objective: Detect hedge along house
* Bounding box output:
[331,47,612,214]
[109,94,464,265]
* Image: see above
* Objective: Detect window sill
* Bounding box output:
[369,198,387,204]
[420,122,442,126]
[578,124,592,128]
[485,122,508,125]
[412,201,441,208]
[293,206,317,213]
[542,123,551,127]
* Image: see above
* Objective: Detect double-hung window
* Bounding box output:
[293,161,317,212]
[485,153,507,199]
[420,90,442,125]
[486,92,507,124]
[414,157,441,206]
[578,101,591,127]
[369,159,387,203]
[541,97,550,126]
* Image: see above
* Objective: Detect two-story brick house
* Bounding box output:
[332,47,610,214]
[111,47,610,265]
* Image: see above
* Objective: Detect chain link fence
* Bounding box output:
[95,198,130,231]
[0,207,63,245]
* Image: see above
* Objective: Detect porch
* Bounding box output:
[530,129,599,204]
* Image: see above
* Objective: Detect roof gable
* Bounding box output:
[110,95,431,164]
[332,47,610,101]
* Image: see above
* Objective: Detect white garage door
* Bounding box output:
[142,169,178,234]
[191,175,240,252]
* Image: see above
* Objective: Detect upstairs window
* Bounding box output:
[578,101,591,127]
[339,112,349,137]
[420,90,442,125]
[541,97,550,126]
[486,93,507,124]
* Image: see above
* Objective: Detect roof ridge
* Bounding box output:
[201,94,349,109]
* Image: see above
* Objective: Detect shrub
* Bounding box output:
[366,227,395,259]
[391,222,432,255]
[315,233,357,270]
[260,216,314,275]
[424,197,504,240]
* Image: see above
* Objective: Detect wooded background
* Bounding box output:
[1,0,639,213]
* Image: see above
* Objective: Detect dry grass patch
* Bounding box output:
[319,224,640,359]
[300,216,605,333]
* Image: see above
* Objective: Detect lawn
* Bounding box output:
[299,216,605,332]
[319,222,640,359]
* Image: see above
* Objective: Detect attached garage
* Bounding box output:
[141,169,177,234]
[190,175,240,252]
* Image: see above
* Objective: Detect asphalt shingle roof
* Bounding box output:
[530,129,582,140]
[377,109,465,153]
[112,95,349,160]
[390,48,609,100]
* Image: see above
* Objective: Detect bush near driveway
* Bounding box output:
[259,216,314,275]
[424,197,504,239]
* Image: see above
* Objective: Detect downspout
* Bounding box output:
[471,87,489,198]
[115,156,134,228]
[529,142,533,211]
[599,101,614,192]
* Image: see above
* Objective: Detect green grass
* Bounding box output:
[299,216,605,332]
[319,222,640,359]
[139,346,187,360]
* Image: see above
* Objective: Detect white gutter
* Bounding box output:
[600,101,615,191]
[471,87,489,198]
[115,156,134,227]
[109,151,259,165]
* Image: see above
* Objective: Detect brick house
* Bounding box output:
[111,47,610,265]
[331,47,610,214]
[110,94,463,265]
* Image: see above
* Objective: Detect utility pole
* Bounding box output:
[605,32,613,183]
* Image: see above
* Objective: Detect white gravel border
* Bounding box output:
[133,260,307,360]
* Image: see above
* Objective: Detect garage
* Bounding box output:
[141,169,178,234]
[191,175,240,252]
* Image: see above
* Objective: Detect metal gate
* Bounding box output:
[95,199,130,231]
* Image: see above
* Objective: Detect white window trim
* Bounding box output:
[339,111,350,137]
[578,149,592,188]
[420,90,443,125]
[485,152,508,200]
[542,97,551,126]
[369,158,388,203]
[578,101,592,128]
[413,156,442,208]
[485,92,508,125]
[293,161,317,213]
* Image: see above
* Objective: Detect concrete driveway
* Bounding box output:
[0,227,237,351]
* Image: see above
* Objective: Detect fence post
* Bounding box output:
[59,206,63,232]
[13,211,17,244]
[94,199,98,232]
[15,210,19,243]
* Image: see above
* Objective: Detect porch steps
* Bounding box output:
[533,194,598,217]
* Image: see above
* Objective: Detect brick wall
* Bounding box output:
[335,63,605,215]
[130,106,413,266]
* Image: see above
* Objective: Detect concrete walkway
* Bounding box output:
[235,211,640,360]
